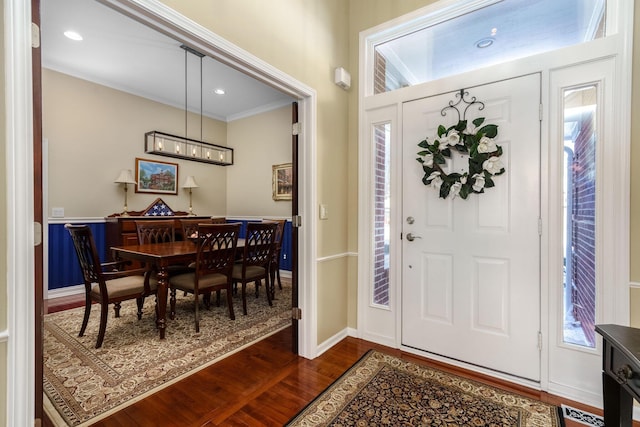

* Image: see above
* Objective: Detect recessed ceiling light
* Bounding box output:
[64,30,83,41]
[475,37,494,49]
[214,88,226,95]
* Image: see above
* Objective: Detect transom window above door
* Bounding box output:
[372,0,606,94]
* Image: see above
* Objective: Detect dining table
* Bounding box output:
[111,238,245,339]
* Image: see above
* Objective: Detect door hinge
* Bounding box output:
[537,331,543,351]
[292,215,302,228]
[292,122,301,136]
[34,221,42,246]
[538,218,542,236]
[31,23,40,48]
[292,307,302,320]
[539,103,543,121]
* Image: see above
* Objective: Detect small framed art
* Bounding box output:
[272,163,292,201]
[135,158,178,195]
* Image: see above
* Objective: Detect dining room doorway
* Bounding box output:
[28,0,317,423]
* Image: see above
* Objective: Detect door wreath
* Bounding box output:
[416,89,505,200]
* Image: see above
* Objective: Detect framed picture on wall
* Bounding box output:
[272,163,292,201]
[135,158,178,195]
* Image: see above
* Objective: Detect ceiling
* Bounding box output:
[40,0,294,122]
[41,0,605,120]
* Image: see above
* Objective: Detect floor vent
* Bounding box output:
[561,405,604,427]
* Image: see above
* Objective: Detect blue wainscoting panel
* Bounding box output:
[48,222,106,290]
[280,221,292,271]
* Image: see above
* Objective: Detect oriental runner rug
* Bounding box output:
[287,350,564,427]
[43,281,292,426]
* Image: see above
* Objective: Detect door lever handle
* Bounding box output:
[406,233,422,242]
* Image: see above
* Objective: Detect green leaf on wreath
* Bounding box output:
[418,139,429,148]
[459,185,470,199]
[417,151,430,157]
[437,125,446,137]
[484,175,495,188]
[480,124,498,138]
[472,117,485,127]
[435,153,447,164]
[439,181,451,198]
[456,120,467,132]
[441,147,451,157]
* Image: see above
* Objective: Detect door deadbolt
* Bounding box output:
[406,216,415,224]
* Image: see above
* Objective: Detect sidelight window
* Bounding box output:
[372,123,391,306]
[562,85,597,348]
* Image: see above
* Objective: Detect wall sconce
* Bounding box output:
[182,175,199,216]
[114,169,136,216]
[145,131,233,166]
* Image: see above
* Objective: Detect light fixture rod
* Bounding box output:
[200,53,203,142]
[180,44,206,144]
[180,44,204,58]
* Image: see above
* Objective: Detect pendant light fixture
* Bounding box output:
[145,45,233,166]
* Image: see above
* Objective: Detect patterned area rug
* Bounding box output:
[44,282,291,426]
[287,350,564,427]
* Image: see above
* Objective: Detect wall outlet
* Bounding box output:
[51,207,65,218]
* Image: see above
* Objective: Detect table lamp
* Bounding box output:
[114,169,136,216]
[182,175,199,216]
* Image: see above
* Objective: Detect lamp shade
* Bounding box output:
[182,175,199,189]
[114,169,136,184]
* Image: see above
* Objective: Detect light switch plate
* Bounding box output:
[319,204,328,220]
[51,207,65,218]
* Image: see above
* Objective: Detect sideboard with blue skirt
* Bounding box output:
[48,218,293,292]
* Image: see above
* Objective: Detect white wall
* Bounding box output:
[43,69,228,218]
[226,105,292,218]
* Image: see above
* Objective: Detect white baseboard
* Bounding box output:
[46,284,84,299]
[316,328,350,357]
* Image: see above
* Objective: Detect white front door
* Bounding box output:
[402,74,541,381]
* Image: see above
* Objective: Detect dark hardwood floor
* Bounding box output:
[43,295,618,427]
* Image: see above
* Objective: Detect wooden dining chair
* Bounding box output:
[169,223,240,332]
[135,219,191,276]
[232,221,277,315]
[66,224,156,348]
[135,219,175,244]
[180,217,226,241]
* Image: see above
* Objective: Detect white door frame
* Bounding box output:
[5,1,319,425]
[358,0,633,407]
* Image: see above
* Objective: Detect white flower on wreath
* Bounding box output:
[427,171,443,189]
[422,153,434,167]
[449,176,466,199]
[483,156,504,175]
[472,173,485,192]
[442,129,460,147]
[477,136,498,153]
[465,123,477,135]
